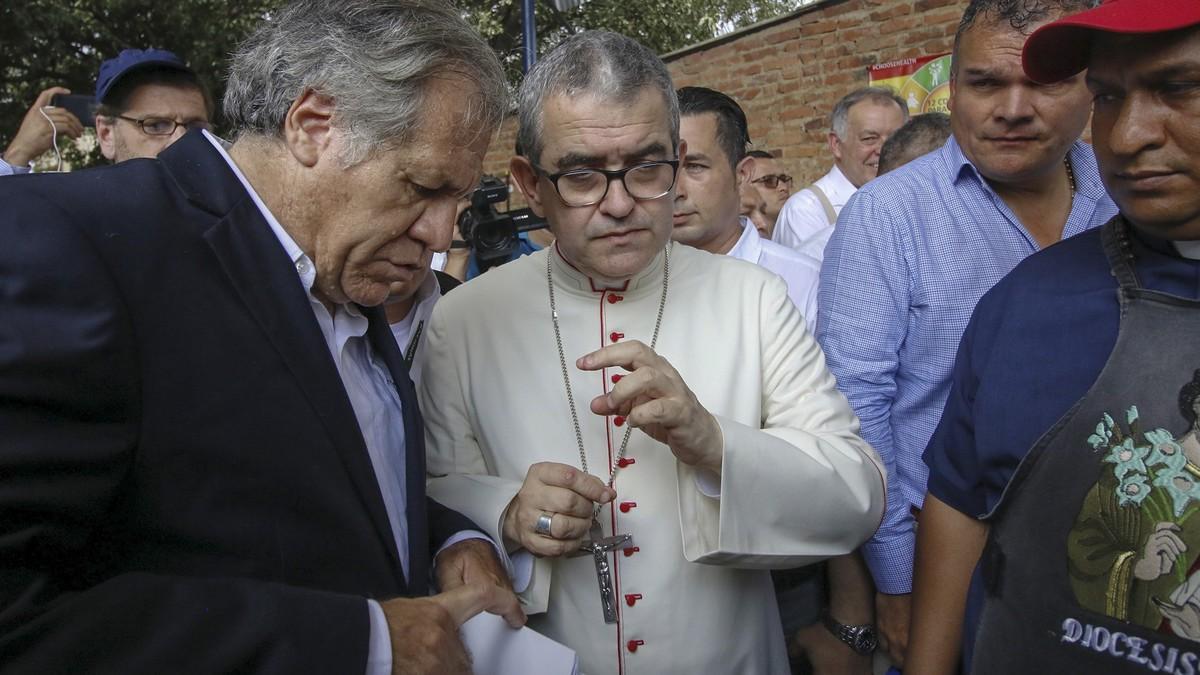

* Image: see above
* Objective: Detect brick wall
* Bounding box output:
[482,117,521,194]
[481,0,962,199]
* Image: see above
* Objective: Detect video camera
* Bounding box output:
[457,176,548,273]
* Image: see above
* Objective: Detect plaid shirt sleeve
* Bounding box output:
[817,189,917,594]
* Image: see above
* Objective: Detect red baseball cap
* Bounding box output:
[1023,0,1200,83]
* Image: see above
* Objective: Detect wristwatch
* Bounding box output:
[821,611,878,655]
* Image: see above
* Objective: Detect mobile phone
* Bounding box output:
[49,94,96,127]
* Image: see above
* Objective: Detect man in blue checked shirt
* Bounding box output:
[816,0,1117,667]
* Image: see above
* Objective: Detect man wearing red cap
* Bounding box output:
[910,1,1200,673]
[819,0,1116,668]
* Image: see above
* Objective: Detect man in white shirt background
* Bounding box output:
[672,85,822,327]
[385,267,461,390]
[745,149,793,238]
[773,86,908,261]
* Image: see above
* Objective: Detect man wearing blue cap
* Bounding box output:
[909,0,1200,672]
[93,48,210,163]
[0,48,208,174]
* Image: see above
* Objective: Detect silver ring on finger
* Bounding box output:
[535,512,555,537]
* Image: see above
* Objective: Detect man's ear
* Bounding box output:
[736,155,755,189]
[96,117,117,161]
[510,155,545,217]
[828,132,843,163]
[674,138,689,177]
[283,88,337,168]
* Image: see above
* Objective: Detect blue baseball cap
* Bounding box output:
[95,48,192,103]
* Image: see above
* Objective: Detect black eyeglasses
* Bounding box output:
[535,160,680,207]
[110,114,211,136]
[750,173,794,190]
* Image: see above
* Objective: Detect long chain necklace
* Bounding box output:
[1065,155,1076,194]
[547,245,671,519]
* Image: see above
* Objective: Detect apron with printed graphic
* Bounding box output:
[972,218,1200,674]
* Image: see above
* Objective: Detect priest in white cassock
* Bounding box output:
[420,31,885,675]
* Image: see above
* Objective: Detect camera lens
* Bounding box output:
[457,209,475,239]
[476,222,512,252]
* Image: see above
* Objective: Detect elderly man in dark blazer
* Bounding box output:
[0,2,521,673]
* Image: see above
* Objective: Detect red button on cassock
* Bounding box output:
[619,501,637,513]
[609,331,624,342]
[627,639,645,653]
[625,593,643,607]
[613,415,626,427]
[617,458,636,468]
[608,294,624,304]
[611,374,623,384]
[623,546,640,557]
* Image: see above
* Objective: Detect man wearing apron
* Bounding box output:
[907,1,1200,673]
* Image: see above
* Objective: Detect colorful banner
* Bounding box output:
[869,53,952,116]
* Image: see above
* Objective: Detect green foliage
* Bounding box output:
[470,0,801,84]
[1,0,276,165]
[1,0,800,168]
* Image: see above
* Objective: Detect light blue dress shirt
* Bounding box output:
[816,136,1117,594]
[0,156,32,176]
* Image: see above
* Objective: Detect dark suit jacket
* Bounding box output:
[0,132,477,672]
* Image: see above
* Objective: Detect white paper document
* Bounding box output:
[460,612,578,675]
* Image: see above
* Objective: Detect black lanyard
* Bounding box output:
[403,320,424,367]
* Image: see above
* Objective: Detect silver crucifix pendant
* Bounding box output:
[574,520,634,623]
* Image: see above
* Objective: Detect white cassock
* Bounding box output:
[420,242,884,675]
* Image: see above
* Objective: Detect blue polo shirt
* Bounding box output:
[923,222,1200,668]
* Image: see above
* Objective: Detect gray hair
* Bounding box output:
[516,31,679,166]
[877,112,952,175]
[830,87,908,139]
[952,0,1102,79]
[223,0,508,166]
